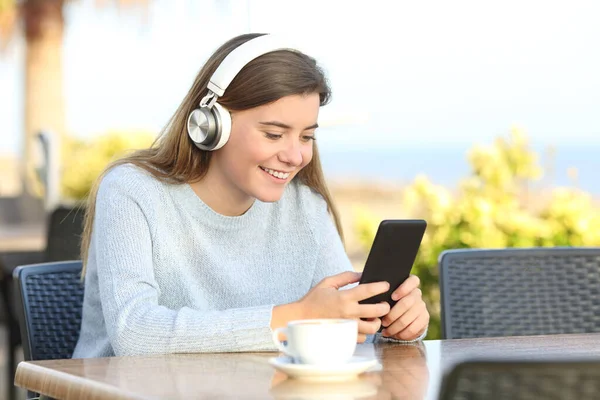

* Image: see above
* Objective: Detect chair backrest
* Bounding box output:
[45,205,85,262]
[439,359,600,400]
[439,248,600,339]
[13,261,84,360]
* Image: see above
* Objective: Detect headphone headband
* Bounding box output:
[188,34,305,151]
[207,34,302,97]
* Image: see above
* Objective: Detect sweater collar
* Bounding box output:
[171,183,267,231]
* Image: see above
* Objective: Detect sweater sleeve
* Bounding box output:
[93,170,277,356]
[370,327,428,344]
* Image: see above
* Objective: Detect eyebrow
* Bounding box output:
[259,121,319,130]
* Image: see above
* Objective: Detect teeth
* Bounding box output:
[262,167,290,180]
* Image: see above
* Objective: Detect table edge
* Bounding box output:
[15,361,147,400]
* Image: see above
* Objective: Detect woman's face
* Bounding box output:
[210,93,320,204]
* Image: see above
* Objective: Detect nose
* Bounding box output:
[277,138,303,167]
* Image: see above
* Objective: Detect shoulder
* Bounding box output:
[97,163,165,203]
[279,179,331,235]
[280,180,344,253]
[282,179,328,214]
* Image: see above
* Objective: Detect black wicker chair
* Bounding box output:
[13,260,84,362]
[0,206,84,399]
[439,248,600,339]
[439,359,600,400]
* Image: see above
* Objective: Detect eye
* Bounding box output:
[264,133,282,140]
[301,135,316,142]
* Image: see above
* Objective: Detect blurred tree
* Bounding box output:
[0,0,149,195]
[61,130,155,199]
[353,127,600,339]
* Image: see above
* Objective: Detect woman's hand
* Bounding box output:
[380,275,429,341]
[297,271,391,342]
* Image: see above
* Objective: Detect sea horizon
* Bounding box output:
[319,143,600,195]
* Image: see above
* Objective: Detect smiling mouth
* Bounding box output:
[259,166,291,180]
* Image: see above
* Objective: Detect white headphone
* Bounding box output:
[187,34,302,151]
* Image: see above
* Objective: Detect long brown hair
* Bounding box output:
[80,33,344,276]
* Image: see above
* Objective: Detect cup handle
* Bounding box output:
[272,327,290,354]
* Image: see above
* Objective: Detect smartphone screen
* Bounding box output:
[358,219,427,306]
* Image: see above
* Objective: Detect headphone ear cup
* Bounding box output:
[186,102,231,151]
[210,102,231,151]
[187,107,217,150]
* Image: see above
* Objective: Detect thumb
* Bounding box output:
[319,271,362,289]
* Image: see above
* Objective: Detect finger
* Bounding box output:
[355,302,390,319]
[391,274,420,302]
[358,318,382,335]
[320,271,362,289]
[391,311,429,341]
[346,280,390,302]
[382,301,427,338]
[381,289,421,327]
[357,333,367,343]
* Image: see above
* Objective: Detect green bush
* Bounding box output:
[61,131,156,200]
[353,128,600,339]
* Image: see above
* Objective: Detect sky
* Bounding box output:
[1,0,599,156]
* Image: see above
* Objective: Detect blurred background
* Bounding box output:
[1,0,599,361]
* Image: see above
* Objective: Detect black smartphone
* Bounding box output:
[358,219,427,307]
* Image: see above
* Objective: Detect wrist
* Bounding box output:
[271,302,306,330]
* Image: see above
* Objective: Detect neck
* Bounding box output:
[189,169,254,217]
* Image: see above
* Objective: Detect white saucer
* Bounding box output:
[268,356,379,382]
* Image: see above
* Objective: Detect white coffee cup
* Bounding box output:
[272,319,358,366]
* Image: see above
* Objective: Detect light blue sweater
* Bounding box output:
[72,164,423,358]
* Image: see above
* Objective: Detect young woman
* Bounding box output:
[72,33,429,358]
